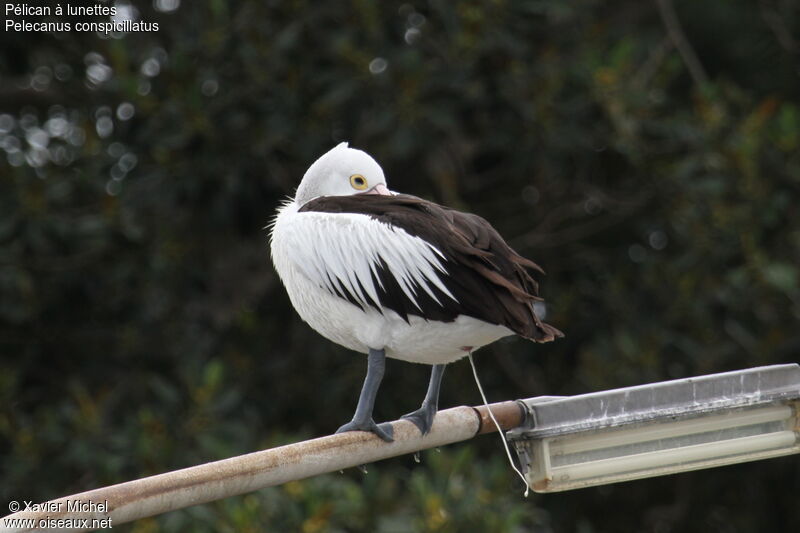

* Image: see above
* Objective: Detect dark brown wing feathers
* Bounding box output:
[299,194,563,343]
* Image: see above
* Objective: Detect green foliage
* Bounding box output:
[2,0,799,531]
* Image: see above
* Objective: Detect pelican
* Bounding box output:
[270,143,562,442]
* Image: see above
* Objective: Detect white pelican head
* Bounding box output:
[294,142,391,206]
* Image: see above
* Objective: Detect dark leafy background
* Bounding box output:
[2,1,799,531]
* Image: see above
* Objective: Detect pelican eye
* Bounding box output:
[350,174,368,190]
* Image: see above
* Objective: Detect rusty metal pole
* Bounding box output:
[2,402,524,533]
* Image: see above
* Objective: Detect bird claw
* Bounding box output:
[401,404,438,435]
[336,419,394,442]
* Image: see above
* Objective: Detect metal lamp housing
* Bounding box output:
[507,364,800,492]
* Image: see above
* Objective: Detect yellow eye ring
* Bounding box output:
[350,174,368,190]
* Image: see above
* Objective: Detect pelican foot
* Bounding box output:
[336,419,394,442]
[401,403,438,435]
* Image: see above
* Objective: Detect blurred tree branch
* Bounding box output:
[760,0,798,53]
[633,36,674,89]
[656,0,710,86]
[513,191,652,249]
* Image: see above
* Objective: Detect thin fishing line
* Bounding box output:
[467,352,530,497]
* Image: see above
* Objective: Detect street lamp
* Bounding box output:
[507,364,800,492]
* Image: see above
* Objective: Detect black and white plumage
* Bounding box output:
[270,143,562,441]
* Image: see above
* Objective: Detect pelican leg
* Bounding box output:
[336,348,394,442]
[402,364,446,435]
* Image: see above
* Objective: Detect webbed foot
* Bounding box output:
[401,403,438,435]
[402,364,446,435]
[336,419,394,442]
